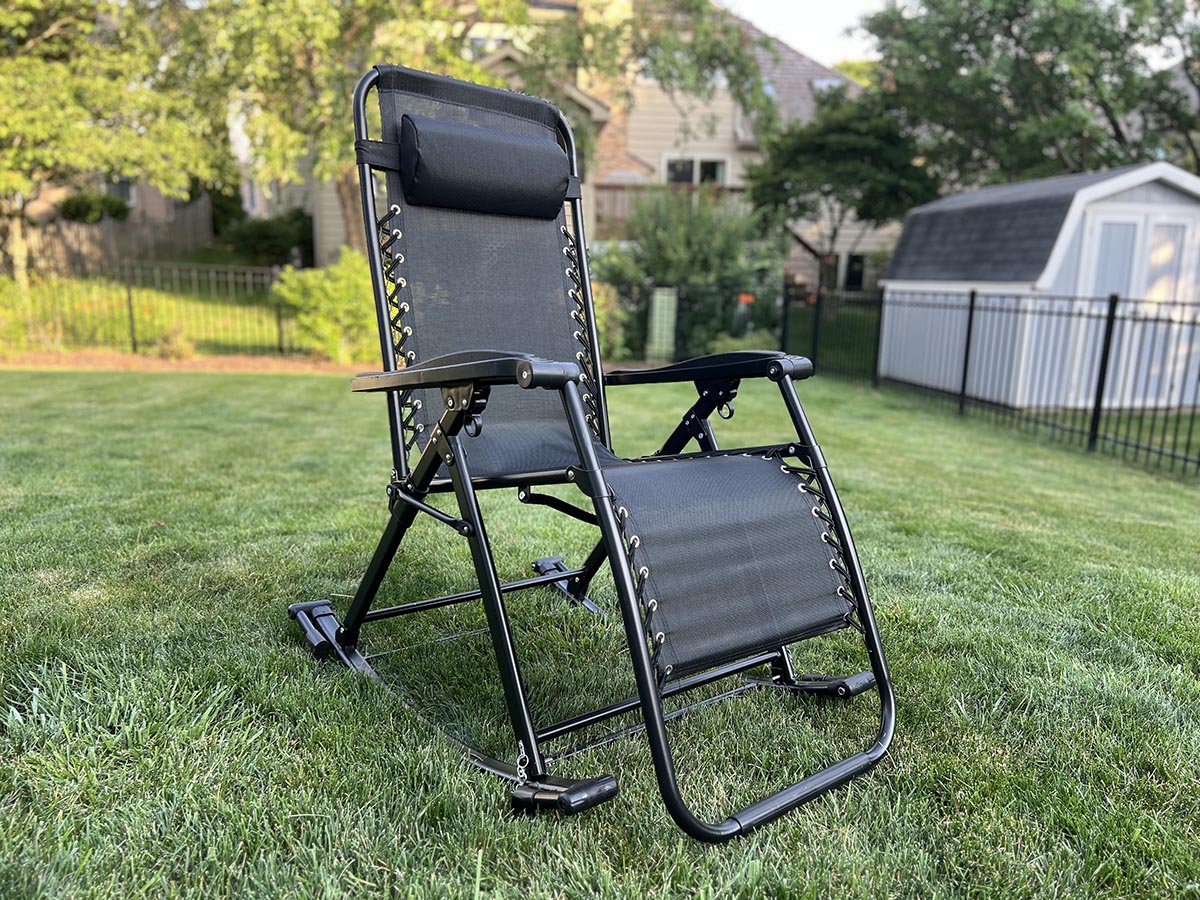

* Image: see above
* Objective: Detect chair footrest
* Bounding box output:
[788,671,877,698]
[511,773,620,816]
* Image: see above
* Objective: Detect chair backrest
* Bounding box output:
[355,65,607,479]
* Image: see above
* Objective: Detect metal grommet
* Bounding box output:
[647,598,658,612]
[565,268,573,277]
[399,302,410,313]
[638,566,649,579]
[663,664,673,676]
[836,586,850,598]
[616,506,628,521]
[811,506,821,518]
[406,351,416,361]
[413,399,423,410]
[820,532,831,544]
[389,204,400,214]
[629,535,640,548]
[403,326,413,336]
[579,371,588,383]
[797,484,807,493]
[576,351,586,362]
[654,632,665,645]
[829,559,839,571]
[414,423,424,433]
[392,228,402,239]
[394,253,404,264]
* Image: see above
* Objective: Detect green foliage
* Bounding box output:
[747,89,940,256]
[707,328,778,354]
[589,281,629,362]
[225,208,313,267]
[591,188,788,359]
[56,191,131,224]
[209,185,247,237]
[861,0,1200,184]
[269,249,375,364]
[833,59,879,89]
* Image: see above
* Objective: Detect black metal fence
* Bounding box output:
[879,290,1200,475]
[4,262,293,356]
[781,286,883,382]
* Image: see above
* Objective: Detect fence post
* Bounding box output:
[957,289,978,415]
[810,286,825,366]
[124,264,139,354]
[1087,293,1121,452]
[272,266,285,354]
[871,290,884,387]
[779,274,791,353]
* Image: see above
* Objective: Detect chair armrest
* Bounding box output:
[604,351,814,386]
[351,350,580,392]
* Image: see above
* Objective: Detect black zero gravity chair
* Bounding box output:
[289,65,895,843]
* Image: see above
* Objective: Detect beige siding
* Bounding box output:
[623,80,761,186]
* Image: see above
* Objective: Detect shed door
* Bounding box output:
[1090,221,1137,296]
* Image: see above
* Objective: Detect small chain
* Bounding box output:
[515,740,529,786]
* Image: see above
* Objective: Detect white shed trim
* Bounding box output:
[1036,162,1200,291]
[878,279,1038,294]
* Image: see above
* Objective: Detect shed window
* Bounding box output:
[1145,224,1185,301]
[666,159,695,184]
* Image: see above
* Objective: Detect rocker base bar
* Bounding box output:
[361,566,588,623]
[537,651,780,742]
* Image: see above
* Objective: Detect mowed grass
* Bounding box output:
[0,369,1197,899]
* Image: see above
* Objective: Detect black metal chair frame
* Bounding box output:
[290,68,895,843]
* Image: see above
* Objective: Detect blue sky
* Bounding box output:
[718,0,885,66]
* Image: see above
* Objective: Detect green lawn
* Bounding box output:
[1,369,1197,899]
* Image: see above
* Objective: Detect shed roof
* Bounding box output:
[884,165,1159,284]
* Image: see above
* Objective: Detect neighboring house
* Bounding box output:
[594,15,900,292]
[878,162,1200,409]
[237,7,899,282]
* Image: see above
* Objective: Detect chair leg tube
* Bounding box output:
[776,375,896,750]
[443,432,547,778]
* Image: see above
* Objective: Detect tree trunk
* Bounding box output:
[7,210,29,292]
[335,165,368,256]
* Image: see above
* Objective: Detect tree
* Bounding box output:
[746,89,939,264]
[0,1,215,288]
[861,0,1193,186]
[591,187,788,358]
[219,0,777,255]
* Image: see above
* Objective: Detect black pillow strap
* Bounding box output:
[354,139,580,199]
[355,139,401,170]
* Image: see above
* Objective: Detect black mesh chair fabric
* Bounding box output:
[603,454,854,680]
[375,65,597,478]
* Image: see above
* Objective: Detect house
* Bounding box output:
[239,6,900,286]
[878,162,1200,409]
[593,16,899,291]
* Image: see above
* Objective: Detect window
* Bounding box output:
[845,254,865,291]
[819,254,839,290]
[812,77,845,94]
[107,177,135,207]
[698,160,725,184]
[666,159,695,184]
[665,158,726,185]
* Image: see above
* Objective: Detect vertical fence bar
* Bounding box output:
[779,273,791,353]
[124,264,139,354]
[957,289,977,415]
[871,291,884,387]
[810,287,825,367]
[1087,294,1121,452]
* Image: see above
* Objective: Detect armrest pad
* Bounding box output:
[351,350,580,392]
[604,351,814,386]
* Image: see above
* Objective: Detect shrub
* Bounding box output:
[707,328,779,354]
[590,187,788,359]
[152,324,196,360]
[270,248,375,364]
[225,208,313,267]
[57,191,130,224]
[589,281,629,361]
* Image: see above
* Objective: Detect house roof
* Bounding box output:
[885,162,1200,286]
[735,17,858,123]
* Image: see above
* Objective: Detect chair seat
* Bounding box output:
[601,452,854,679]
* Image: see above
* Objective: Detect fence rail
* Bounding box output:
[4,261,293,357]
[879,290,1200,475]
